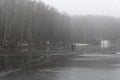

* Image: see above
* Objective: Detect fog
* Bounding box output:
[1,0,120,80]
[43,0,120,17]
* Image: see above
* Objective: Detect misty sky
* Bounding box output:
[42,0,120,17]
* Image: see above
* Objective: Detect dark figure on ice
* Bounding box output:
[71,44,76,50]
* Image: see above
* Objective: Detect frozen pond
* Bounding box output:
[1,50,120,80]
[3,67,120,80]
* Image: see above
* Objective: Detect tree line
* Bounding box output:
[0,0,120,47]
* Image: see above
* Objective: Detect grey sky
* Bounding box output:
[42,0,120,17]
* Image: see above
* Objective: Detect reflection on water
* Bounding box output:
[2,48,120,80]
[100,40,112,48]
[7,67,120,80]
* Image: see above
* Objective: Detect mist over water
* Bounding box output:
[1,0,120,80]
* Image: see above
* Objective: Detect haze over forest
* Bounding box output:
[42,0,120,18]
[0,0,120,45]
